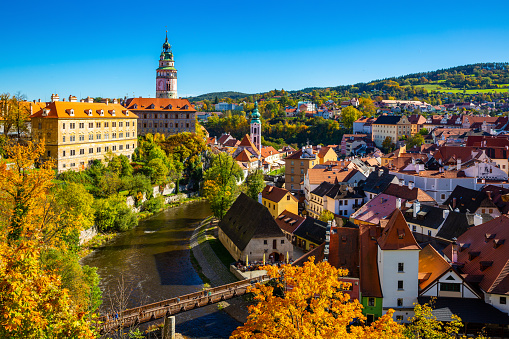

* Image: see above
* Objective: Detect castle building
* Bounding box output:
[156,32,177,99]
[31,98,138,172]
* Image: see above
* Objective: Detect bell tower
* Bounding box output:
[156,32,178,98]
[250,102,261,152]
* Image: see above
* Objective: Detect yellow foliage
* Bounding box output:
[231,258,404,339]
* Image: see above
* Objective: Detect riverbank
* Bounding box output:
[190,218,253,324]
[79,195,204,259]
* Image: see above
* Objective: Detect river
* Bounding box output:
[81,200,240,338]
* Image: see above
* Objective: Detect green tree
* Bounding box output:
[94,195,138,232]
[341,106,362,129]
[406,134,425,148]
[418,128,429,135]
[382,136,395,152]
[203,153,243,219]
[319,210,335,223]
[244,169,265,201]
[145,158,169,185]
[358,97,376,117]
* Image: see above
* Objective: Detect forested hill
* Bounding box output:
[186,91,250,102]
[187,63,509,103]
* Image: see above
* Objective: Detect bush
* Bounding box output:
[94,195,138,232]
[142,196,165,213]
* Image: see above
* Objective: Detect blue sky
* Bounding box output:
[1,0,508,100]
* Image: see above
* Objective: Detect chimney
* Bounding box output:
[408,181,415,190]
[68,95,77,102]
[396,197,402,210]
[50,93,59,102]
[452,238,458,263]
[400,179,405,186]
[413,200,420,218]
[378,169,384,177]
[113,98,118,104]
[87,96,93,103]
[443,209,450,219]
[457,158,462,171]
[38,99,41,102]
[486,191,492,200]
[452,197,457,209]
[474,213,483,226]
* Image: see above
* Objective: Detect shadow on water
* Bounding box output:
[154,250,202,286]
[176,310,241,339]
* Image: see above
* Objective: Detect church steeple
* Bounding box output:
[250,102,261,152]
[156,32,177,98]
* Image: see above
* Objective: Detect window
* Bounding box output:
[291,167,294,174]
[112,133,117,139]
[105,146,109,152]
[79,123,84,128]
[397,298,403,307]
[119,133,123,138]
[89,122,93,128]
[89,148,93,154]
[264,240,268,245]
[300,161,304,166]
[300,169,304,174]
[96,134,101,140]
[398,263,404,272]
[428,230,432,236]
[412,225,416,232]
[119,145,123,150]
[112,146,117,151]
[62,123,66,129]
[368,297,375,307]
[396,315,404,322]
[97,147,101,153]
[47,150,51,157]
[441,194,446,200]
[281,240,284,244]
[89,134,93,141]
[119,122,123,127]
[63,151,66,157]
[79,135,84,141]
[126,122,130,127]
[38,122,42,129]
[291,161,294,166]
[70,163,75,167]
[287,195,290,201]
[501,297,507,305]
[70,150,75,156]
[104,122,109,128]
[440,283,460,292]
[126,132,130,138]
[366,314,374,324]
[96,122,101,128]
[62,136,66,142]
[70,123,75,129]
[79,149,84,155]
[112,122,116,127]
[397,280,404,290]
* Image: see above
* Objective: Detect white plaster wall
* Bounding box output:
[485,293,509,314]
[241,236,293,262]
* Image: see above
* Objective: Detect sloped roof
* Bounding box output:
[383,183,436,203]
[404,204,448,230]
[262,185,297,203]
[418,297,509,325]
[418,244,452,291]
[310,181,335,198]
[235,149,258,163]
[239,134,260,155]
[30,101,137,119]
[223,139,240,147]
[373,115,403,125]
[359,224,383,297]
[218,193,284,251]
[124,97,195,112]
[275,210,305,234]
[361,169,398,195]
[407,114,426,124]
[444,215,509,295]
[444,185,497,213]
[377,210,420,251]
[293,217,328,245]
[329,227,360,277]
[482,185,509,214]
[351,193,405,225]
[260,146,280,158]
[307,167,360,185]
[217,134,232,145]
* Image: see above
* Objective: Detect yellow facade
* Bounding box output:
[31,101,138,172]
[262,193,298,219]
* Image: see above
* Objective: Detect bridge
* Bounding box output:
[97,274,270,334]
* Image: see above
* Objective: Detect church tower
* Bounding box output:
[250,102,261,152]
[156,32,178,98]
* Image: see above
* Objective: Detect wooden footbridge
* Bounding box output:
[97,274,270,334]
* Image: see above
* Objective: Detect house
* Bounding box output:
[444,185,501,218]
[350,193,406,226]
[217,193,293,262]
[376,210,421,322]
[261,185,298,219]
[360,168,399,200]
[292,216,328,251]
[275,210,305,243]
[353,117,375,134]
[382,182,436,205]
[307,182,365,219]
[341,134,369,156]
[372,115,412,148]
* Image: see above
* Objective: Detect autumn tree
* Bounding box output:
[0,141,96,338]
[341,106,363,129]
[358,97,376,117]
[243,169,265,201]
[231,258,404,339]
[202,152,243,219]
[319,210,335,223]
[406,134,425,149]
[382,136,395,152]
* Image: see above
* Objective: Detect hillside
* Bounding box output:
[186,91,251,102]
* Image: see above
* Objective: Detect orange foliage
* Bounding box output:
[231,258,404,339]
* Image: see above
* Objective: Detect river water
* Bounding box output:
[81,200,240,338]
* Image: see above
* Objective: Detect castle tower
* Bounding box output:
[156,32,177,98]
[250,102,261,152]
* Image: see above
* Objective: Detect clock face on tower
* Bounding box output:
[157,80,164,90]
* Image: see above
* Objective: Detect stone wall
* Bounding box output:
[79,226,98,246]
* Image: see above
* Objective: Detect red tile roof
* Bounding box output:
[239,134,260,155]
[351,193,406,225]
[444,215,509,295]
[418,244,452,291]
[377,210,420,251]
[275,210,305,234]
[359,224,383,297]
[30,101,137,119]
[262,186,297,203]
[383,183,436,203]
[124,97,195,112]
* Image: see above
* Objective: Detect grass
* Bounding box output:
[267,167,285,175]
[208,238,235,269]
[189,246,212,285]
[403,83,509,94]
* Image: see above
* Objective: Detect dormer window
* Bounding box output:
[42,109,49,116]
[99,110,104,116]
[124,110,129,116]
[86,109,92,116]
[66,109,75,116]
[133,104,138,109]
[111,110,115,116]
